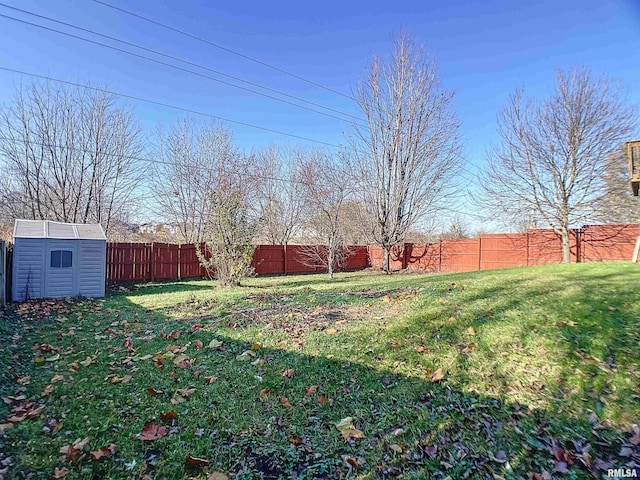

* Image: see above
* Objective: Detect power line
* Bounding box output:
[0,135,339,188]
[0,67,343,148]
[0,13,367,128]
[91,0,353,101]
[0,3,364,123]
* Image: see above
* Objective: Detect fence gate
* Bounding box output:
[0,240,5,308]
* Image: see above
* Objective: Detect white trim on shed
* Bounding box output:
[12,220,107,301]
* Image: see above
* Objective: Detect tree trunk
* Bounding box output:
[382,248,391,274]
[560,228,572,264]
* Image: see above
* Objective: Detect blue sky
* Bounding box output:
[0,0,639,228]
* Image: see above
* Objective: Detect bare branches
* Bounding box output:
[481,67,637,262]
[254,145,307,246]
[297,150,353,279]
[351,34,461,272]
[0,80,144,235]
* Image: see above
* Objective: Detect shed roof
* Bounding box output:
[13,220,107,240]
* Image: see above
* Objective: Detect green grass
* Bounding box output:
[1,263,640,479]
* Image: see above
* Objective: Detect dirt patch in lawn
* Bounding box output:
[167,289,418,337]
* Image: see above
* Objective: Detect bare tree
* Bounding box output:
[152,120,236,243]
[197,175,259,287]
[481,67,636,263]
[351,34,462,273]
[254,145,307,245]
[298,151,353,279]
[0,81,143,235]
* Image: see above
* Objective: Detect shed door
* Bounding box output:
[45,245,76,298]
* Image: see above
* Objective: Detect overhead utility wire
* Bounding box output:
[0,67,342,148]
[0,135,341,188]
[0,14,367,128]
[91,0,353,101]
[0,3,364,123]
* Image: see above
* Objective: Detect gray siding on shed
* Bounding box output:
[12,238,46,301]
[12,220,106,301]
[78,240,106,297]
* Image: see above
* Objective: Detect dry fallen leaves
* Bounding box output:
[90,444,116,461]
[303,385,318,396]
[139,422,168,441]
[160,410,178,421]
[335,417,365,441]
[280,397,292,408]
[186,455,210,468]
[53,467,69,478]
[207,473,229,480]
[59,437,90,463]
[430,368,445,383]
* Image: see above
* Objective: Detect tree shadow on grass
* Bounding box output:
[2,266,640,479]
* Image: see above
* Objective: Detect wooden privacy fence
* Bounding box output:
[106,243,370,283]
[369,224,640,272]
[106,224,640,283]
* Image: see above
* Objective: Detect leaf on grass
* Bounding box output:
[207,473,229,480]
[318,394,329,405]
[288,435,303,445]
[51,374,64,383]
[146,388,163,396]
[466,327,476,335]
[46,354,61,362]
[280,397,292,408]
[193,340,204,349]
[430,368,445,383]
[389,443,403,453]
[303,385,318,396]
[79,356,95,367]
[139,422,168,441]
[186,455,210,468]
[53,467,69,478]
[176,388,196,397]
[281,369,295,379]
[250,342,262,351]
[167,330,181,340]
[324,328,338,335]
[335,417,365,441]
[207,340,223,349]
[204,376,218,384]
[415,345,426,353]
[236,350,256,361]
[160,410,178,421]
[173,354,192,369]
[260,389,271,396]
[60,437,90,463]
[90,444,116,460]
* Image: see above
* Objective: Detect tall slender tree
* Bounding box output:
[351,34,461,272]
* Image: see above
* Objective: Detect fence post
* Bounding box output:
[150,243,155,282]
[0,240,5,308]
[283,244,288,275]
[177,244,182,280]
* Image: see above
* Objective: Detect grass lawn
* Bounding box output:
[1,262,639,479]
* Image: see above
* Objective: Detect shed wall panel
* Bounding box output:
[78,240,106,297]
[12,238,45,301]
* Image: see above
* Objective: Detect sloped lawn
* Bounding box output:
[1,262,639,479]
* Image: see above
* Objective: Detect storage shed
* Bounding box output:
[12,220,107,301]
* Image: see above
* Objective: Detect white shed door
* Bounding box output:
[45,245,76,298]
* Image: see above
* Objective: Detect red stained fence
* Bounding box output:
[106,224,640,283]
[369,224,640,273]
[106,243,370,283]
